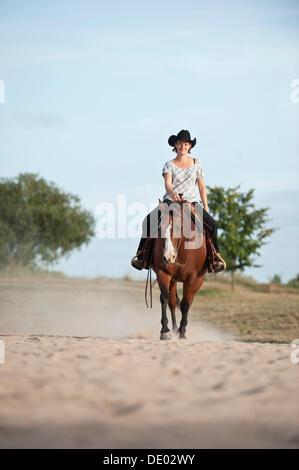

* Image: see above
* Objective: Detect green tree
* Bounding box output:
[0,173,95,270]
[207,185,277,290]
[271,274,282,284]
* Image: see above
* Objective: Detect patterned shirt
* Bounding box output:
[162,158,205,203]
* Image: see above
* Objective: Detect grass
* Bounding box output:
[176,272,299,343]
[190,280,299,344]
[178,287,229,297]
[196,288,229,297]
[168,272,299,343]
[0,262,67,280]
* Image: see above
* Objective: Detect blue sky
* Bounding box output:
[1,0,298,282]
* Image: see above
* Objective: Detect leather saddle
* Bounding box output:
[140,205,217,272]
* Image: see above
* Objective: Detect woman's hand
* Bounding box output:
[170,190,182,202]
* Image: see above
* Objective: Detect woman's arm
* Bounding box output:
[197,177,209,212]
[163,173,181,202]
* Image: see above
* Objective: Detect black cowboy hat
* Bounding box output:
[168,129,196,148]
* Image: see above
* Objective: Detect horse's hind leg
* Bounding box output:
[168,280,178,333]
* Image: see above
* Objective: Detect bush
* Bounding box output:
[287,273,299,289]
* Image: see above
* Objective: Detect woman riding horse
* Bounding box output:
[131,129,226,273]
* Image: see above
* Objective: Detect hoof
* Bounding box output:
[177,327,186,339]
[160,332,171,341]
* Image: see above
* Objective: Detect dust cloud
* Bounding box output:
[0,277,232,341]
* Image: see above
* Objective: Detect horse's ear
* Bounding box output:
[159,198,163,205]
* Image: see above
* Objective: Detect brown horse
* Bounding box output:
[151,198,208,340]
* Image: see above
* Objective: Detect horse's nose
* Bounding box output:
[164,253,176,264]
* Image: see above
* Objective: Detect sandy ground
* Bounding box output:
[0,277,298,449]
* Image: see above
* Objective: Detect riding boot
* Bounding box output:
[210,253,227,273]
[131,250,145,270]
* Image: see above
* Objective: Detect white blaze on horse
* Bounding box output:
[163,222,177,264]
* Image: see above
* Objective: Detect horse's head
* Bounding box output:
[158,200,183,264]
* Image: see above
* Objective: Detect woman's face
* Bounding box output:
[175,140,192,154]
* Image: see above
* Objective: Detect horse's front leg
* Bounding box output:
[179,274,205,339]
[157,272,172,340]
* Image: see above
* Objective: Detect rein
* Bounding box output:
[145,240,157,308]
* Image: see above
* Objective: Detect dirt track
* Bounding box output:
[0,277,298,448]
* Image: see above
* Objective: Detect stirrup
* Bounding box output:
[131,250,145,270]
[215,252,226,270]
[131,249,143,261]
[131,259,144,270]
